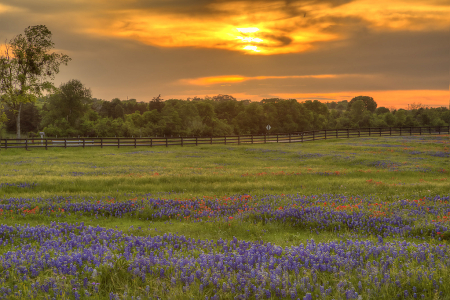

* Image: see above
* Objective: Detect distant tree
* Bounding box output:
[0,102,6,133]
[394,109,407,127]
[261,98,284,104]
[58,79,91,126]
[5,102,40,133]
[215,100,242,123]
[350,100,365,121]
[303,100,329,129]
[408,102,428,110]
[0,25,71,138]
[149,94,164,112]
[40,80,91,132]
[327,101,337,109]
[384,112,395,126]
[336,101,348,111]
[142,110,160,125]
[114,104,124,119]
[348,96,377,113]
[375,107,390,115]
[212,94,236,102]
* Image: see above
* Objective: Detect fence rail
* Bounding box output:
[1,126,448,150]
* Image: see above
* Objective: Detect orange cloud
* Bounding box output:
[78,0,450,55]
[181,74,359,85]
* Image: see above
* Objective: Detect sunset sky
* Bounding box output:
[1,0,449,108]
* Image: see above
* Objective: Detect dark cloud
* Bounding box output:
[126,0,355,18]
[261,34,293,47]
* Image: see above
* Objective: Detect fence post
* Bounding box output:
[210,136,212,145]
[166,137,168,147]
[181,137,183,147]
[5,139,7,150]
[224,136,226,145]
[251,135,253,144]
[301,133,303,143]
[289,133,291,143]
[45,139,47,150]
[368,128,371,137]
[276,134,278,143]
[101,138,103,148]
[118,138,120,148]
[379,128,381,136]
[25,139,28,150]
[419,127,421,135]
[134,138,137,148]
[196,137,198,146]
[238,136,240,145]
[264,134,266,143]
[150,138,152,147]
[399,127,402,136]
[83,138,85,148]
[324,130,327,140]
[312,131,315,141]
[336,129,338,138]
[389,127,392,136]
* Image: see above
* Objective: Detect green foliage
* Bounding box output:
[4,88,449,138]
[0,25,71,138]
[348,96,377,113]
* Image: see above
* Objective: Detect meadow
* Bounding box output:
[0,134,449,299]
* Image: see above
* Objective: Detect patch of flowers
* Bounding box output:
[0,222,449,299]
[2,194,450,242]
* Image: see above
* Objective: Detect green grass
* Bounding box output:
[0,134,449,299]
[1,135,448,245]
[1,135,448,199]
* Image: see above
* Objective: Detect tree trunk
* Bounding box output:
[16,103,22,139]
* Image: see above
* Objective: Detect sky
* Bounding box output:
[0,0,449,109]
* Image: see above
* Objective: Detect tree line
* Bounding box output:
[1,81,449,138]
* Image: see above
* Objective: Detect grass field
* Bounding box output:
[0,135,449,299]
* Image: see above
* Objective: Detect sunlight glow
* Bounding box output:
[236,27,259,33]
[236,36,263,43]
[243,45,260,52]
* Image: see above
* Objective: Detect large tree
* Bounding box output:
[348,96,377,113]
[0,25,70,138]
[41,79,92,129]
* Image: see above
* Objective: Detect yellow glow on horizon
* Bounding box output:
[181,74,361,85]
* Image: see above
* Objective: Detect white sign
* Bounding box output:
[266,125,271,130]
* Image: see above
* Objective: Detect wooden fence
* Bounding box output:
[0,126,448,150]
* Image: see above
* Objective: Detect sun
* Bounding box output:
[243,45,260,52]
[235,27,263,53]
[236,27,259,33]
